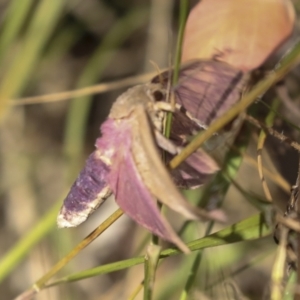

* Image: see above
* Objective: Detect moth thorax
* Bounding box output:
[149,109,165,132]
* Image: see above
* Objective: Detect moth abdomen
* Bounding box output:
[57,150,111,228]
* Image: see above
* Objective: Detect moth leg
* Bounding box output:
[175,103,208,130]
[154,129,181,155]
[153,101,175,112]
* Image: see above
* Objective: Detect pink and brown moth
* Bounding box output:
[57,59,247,253]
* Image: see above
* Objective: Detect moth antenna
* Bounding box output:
[149,59,174,110]
[165,53,174,106]
[149,60,163,80]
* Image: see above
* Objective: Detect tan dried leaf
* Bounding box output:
[182,0,295,71]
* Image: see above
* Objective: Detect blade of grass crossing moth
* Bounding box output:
[146,3,189,288]
[164,0,189,138]
[148,0,189,274]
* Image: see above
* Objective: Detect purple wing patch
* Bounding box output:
[169,148,219,189]
[174,60,245,126]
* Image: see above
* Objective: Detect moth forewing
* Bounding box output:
[105,122,191,253]
[132,103,225,222]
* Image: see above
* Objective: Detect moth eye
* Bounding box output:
[153,90,164,101]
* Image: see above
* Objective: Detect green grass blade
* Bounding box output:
[0,198,62,282]
[179,252,202,300]
[143,244,161,300]
[14,208,124,299]
[0,0,34,59]
[46,212,270,287]
[0,0,67,121]
[164,0,188,138]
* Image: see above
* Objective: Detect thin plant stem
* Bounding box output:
[16,209,123,299]
[10,72,156,106]
[147,1,189,297]
[43,213,270,289]
[143,244,161,300]
[165,0,189,138]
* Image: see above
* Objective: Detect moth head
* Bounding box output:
[144,83,170,131]
[109,84,165,120]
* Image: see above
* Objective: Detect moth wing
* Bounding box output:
[169,148,219,189]
[132,105,225,223]
[108,144,190,253]
[173,60,246,126]
[163,110,219,189]
[152,60,246,127]
[151,60,245,188]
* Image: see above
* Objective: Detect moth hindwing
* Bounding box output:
[152,59,247,187]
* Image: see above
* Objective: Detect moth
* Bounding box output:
[58,59,247,253]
